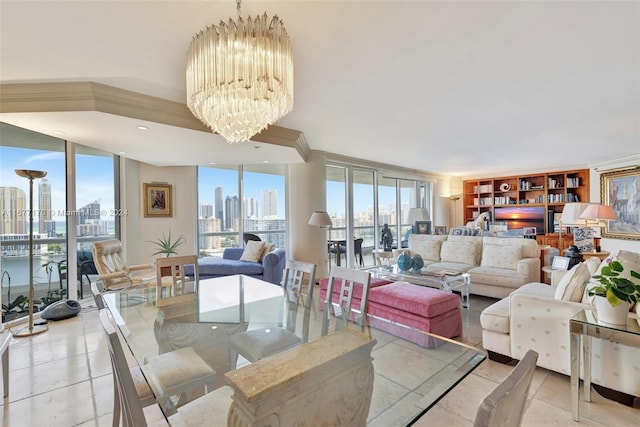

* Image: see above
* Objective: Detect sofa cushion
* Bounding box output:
[554,263,590,302]
[481,244,521,270]
[440,241,476,265]
[368,281,460,318]
[239,240,265,262]
[197,257,263,276]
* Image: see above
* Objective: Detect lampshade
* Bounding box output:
[579,204,618,221]
[308,211,332,228]
[407,208,429,224]
[560,202,590,226]
[186,1,294,143]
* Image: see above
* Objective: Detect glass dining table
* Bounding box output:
[103,274,486,426]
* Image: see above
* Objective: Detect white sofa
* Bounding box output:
[405,234,540,299]
[480,249,640,399]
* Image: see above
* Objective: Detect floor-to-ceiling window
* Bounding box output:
[197,165,286,256]
[1,123,117,318]
[327,162,433,267]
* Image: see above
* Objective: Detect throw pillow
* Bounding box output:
[440,241,476,265]
[259,242,276,262]
[584,256,601,275]
[410,240,441,261]
[480,244,522,270]
[239,240,265,262]
[554,263,590,302]
[617,250,640,265]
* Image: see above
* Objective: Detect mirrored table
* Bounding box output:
[104,274,486,426]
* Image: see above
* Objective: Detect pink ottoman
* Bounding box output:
[368,281,462,347]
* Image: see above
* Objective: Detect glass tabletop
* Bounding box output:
[104,274,486,426]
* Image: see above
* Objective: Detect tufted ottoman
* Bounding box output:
[319,278,462,347]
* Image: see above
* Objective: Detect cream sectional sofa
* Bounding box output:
[480,249,640,398]
[405,234,540,299]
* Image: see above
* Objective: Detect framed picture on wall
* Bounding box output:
[143,183,173,217]
[600,166,640,240]
[415,221,431,234]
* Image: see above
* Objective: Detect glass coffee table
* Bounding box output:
[366,265,472,308]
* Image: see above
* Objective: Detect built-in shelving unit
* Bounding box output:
[463,169,589,249]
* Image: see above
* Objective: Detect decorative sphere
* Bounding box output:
[397,252,413,272]
[412,254,424,272]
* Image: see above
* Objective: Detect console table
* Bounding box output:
[569,309,640,421]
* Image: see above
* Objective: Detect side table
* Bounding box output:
[569,309,640,421]
[579,251,611,261]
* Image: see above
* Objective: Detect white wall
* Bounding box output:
[122,160,197,265]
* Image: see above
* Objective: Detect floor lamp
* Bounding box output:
[13,169,49,337]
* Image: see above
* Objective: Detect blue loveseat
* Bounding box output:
[189,247,286,285]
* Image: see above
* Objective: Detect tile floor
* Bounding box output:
[0,294,638,427]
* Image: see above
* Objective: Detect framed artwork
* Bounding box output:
[143,183,173,217]
[415,221,431,234]
[434,225,448,235]
[600,166,640,240]
[552,256,570,270]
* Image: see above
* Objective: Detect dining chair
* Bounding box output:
[473,350,539,427]
[99,306,216,421]
[354,238,364,267]
[92,239,156,293]
[155,255,198,307]
[99,309,169,427]
[242,233,262,244]
[321,266,371,336]
[229,259,316,363]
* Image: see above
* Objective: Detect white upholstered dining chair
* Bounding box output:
[473,349,539,427]
[229,259,316,363]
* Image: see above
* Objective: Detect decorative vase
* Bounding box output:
[594,296,630,325]
[411,254,424,272]
[397,252,413,272]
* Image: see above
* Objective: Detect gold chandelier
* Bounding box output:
[186,0,294,143]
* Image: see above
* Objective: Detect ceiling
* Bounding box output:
[1,1,638,177]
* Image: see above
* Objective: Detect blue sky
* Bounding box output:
[1,146,115,220]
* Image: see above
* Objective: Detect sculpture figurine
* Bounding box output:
[381,224,393,252]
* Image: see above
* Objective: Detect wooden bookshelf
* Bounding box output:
[463,169,589,249]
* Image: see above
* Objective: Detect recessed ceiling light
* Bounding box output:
[137,125,149,131]
[118,151,126,155]
[209,162,216,165]
[263,160,269,163]
[52,130,65,135]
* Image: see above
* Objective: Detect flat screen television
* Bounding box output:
[493,206,546,234]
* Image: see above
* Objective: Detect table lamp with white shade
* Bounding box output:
[407,208,430,233]
[558,202,590,252]
[579,204,618,252]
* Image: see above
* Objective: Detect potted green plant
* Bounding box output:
[587,260,640,324]
[149,231,186,258]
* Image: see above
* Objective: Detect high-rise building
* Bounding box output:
[200,203,214,218]
[0,187,26,234]
[38,179,51,234]
[198,217,221,252]
[215,187,223,222]
[79,200,100,224]
[225,195,239,230]
[261,189,278,218]
[243,197,258,218]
